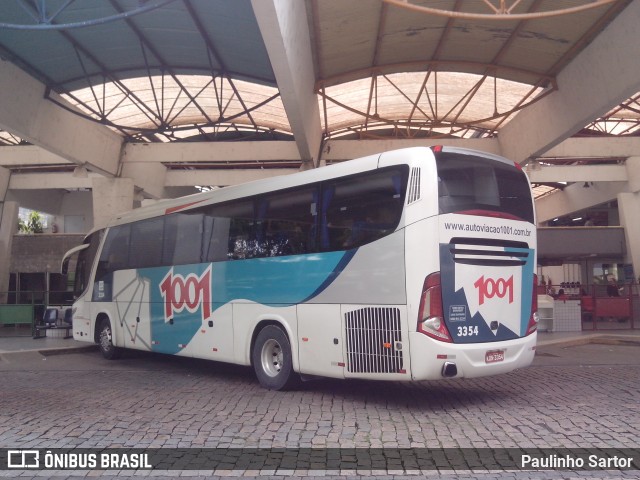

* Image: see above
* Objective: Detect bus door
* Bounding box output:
[61,232,103,341]
[111,270,153,350]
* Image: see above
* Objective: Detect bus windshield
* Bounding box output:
[74,231,103,298]
[435,151,534,223]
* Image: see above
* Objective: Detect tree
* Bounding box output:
[18,210,44,234]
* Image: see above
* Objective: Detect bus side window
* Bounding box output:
[203,216,231,262]
[163,212,204,266]
[130,217,164,268]
[257,186,318,257]
[96,225,131,279]
[321,167,406,251]
[207,200,256,260]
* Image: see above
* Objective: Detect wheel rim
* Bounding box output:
[100,325,112,352]
[260,338,283,377]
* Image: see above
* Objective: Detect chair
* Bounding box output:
[581,296,594,322]
[63,308,72,325]
[43,308,59,327]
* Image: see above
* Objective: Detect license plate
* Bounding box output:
[485,350,505,364]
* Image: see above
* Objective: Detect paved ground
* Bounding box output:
[0,332,638,479]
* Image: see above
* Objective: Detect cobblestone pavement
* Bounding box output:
[0,340,638,479]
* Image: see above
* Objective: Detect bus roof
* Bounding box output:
[106,150,385,228]
[99,146,514,230]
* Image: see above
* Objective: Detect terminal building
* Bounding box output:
[0,0,639,334]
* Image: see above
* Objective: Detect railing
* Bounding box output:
[0,290,74,337]
[538,283,638,331]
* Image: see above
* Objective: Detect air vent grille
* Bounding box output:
[345,307,403,374]
[449,237,530,267]
[407,167,421,204]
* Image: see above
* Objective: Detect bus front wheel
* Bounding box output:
[98,319,121,360]
[252,325,298,390]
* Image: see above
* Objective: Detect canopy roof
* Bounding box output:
[0,0,636,145]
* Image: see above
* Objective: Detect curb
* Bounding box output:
[0,344,97,358]
[537,333,640,348]
[39,345,98,356]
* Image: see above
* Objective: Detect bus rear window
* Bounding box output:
[435,152,534,223]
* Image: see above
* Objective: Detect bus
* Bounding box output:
[62,146,538,390]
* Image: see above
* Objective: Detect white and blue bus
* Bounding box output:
[62,146,538,390]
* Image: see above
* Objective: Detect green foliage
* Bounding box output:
[18,210,44,234]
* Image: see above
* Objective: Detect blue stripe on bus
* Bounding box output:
[138,250,355,354]
[505,246,535,336]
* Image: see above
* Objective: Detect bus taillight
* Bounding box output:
[526,274,539,336]
[417,272,452,342]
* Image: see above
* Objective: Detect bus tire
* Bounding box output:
[97,318,121,360]
[252,325,298,390]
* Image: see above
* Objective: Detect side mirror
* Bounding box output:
[61,256,70,275]
[61,243,89,274]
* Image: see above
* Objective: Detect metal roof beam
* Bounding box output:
[252,0,322,167]
[498,0,640,164]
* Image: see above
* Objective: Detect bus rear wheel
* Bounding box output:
[252,325,298,390]
[98,319,121,360]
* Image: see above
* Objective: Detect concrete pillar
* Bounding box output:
[0,166,14,301]
[121,161,167,199]
[617,157,640,281]
[0,169,18,301]
[625,156,640,193]
[252,0,322,167]
[617,192,640,282]
[91,177,135,230]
